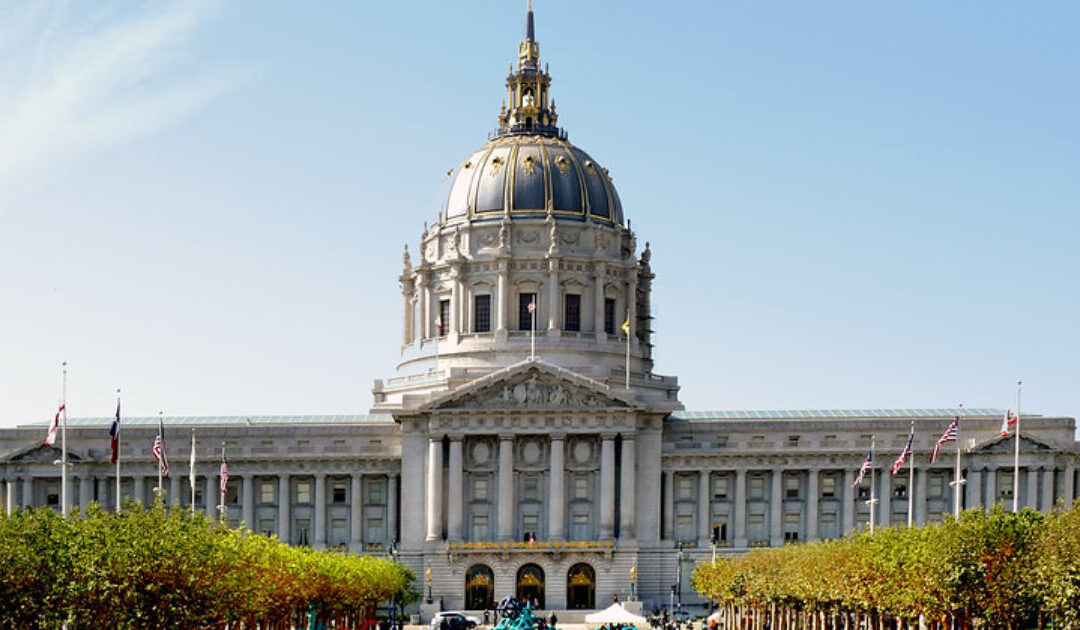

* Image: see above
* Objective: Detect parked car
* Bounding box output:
[431,612,481,630]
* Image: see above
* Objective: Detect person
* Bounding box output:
[484,610,490,626]
[548,611,558,630]
[612,594,619,604]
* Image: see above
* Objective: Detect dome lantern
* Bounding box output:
[495,1,562,139]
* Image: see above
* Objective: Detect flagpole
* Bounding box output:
[218,442,227,521]
[60,362,68,517]
[1013,380,1021,513]
[868,435,877,534]
[907,419,915,527]
[190,429,197,516]
[950,404,965,517]
[115,389,122,512]
[624,310,631,391]
[530,299,536,360]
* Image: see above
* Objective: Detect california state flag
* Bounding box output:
[1000,409,1018,437]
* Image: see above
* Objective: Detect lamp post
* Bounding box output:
[388,542,399,630]
[426,568,433,604]
[629,566,637,602]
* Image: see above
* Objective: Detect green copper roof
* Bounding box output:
[670,409,1006,420]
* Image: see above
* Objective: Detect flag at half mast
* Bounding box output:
[930,416,959,465]
[152,416,169,476]
[853,449,873,487]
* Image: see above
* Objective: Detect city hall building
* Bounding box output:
[2,5,1077,616]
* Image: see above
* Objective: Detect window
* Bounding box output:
[571,514,589,540]
[564,294,581,331]
[522,514,539,539]
[330,518,348,547]
[474,478,489,501]
[893,483,907,499]
[366,517,384,542]
[472,515,489,540]
[785,475,800,499]
[748,513,767,541]
[748,475,766,500]
[787,435,800,448]
[332,480,347,504]
[260,480,275,504]
[573,477,589,500]
[604,298,616,334]
[714,435,729,449]
[294,519,311,546]
[783,513,800,543]
[821,475,837,498]
[929,474,945,497]
[712,475,729,500]
[367,479,386,504]
[857,486,871,500]
[519,293,537,331]
[438,299,450,336]
[295,480,312,504]
[711,520,728,542]
[677,476,693,500]
[999,472,1014,499]
[675,514,694,541]
[523,476,539,501]
[258,518,275,536]
[225,480,239,504]
[474,295,491,333]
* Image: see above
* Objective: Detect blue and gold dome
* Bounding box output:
[441,2,623,226]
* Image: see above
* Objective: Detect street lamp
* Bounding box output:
[426,568,433,604]
[388,542,399,630]
[629,566,637,602]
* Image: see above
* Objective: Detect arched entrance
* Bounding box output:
[516,563,545,609]
[465,564,494,611]
[566,563,595,610]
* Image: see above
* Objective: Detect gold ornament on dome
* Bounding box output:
[521,155,537,175]
[583,160,596,174]
[490,156,504,177]
[554,155,570,175]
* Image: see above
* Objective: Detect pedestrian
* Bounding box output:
[549,611,558,630]
[484,610,490,626]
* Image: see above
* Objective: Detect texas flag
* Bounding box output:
[1000,409,1018,437]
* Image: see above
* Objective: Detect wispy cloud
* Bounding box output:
[0,1,248,202]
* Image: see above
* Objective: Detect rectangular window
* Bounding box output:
[929,473,945,497]
[999,472,1014,499]
[787,435,800,448]
[711,519,729,542]
[523,476,539,501]
[893,483,907,499]
[522,514,539,539]
[474,478,489,501]
[294,519,311,546]
[783,513,800,543]
[821,475,837,498]
[474,295,491,333]
[785,475,800,499]
[604,298,616,334]
[857,485,871,500]
[677,476,693,500]
[332,480,347,504]
[225,480,239,504]
[571,514,590,540]
[260,480,275,504]
[330,518,348,547]
[573,477,589,499]
[472,515,489,540]
[366,517,384,542]
[258,518,275,537]
[748,475,765,499]
[518,293,537,331]
[712,475,729,500]
[367,479,386,504]
[438,299,450,337]
[295,480,312,504]
[675,514,694,541]
[748,513,767,541]
[564,294,581,331]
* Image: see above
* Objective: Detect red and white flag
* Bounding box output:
[527,299,536,314]
[152,416,169,476]
[44,404,65,446]
[1000,409,1018,437]
[219,451,229,496]
[891,432,914,476]
[930,416,959,465]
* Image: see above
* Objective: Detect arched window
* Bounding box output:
[516,563,545,609]
[567,563,596,609]
[465,564,494,610]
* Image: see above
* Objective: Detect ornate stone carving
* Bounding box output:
[443,372,625,411]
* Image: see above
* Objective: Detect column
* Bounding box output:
[549,435,565,540]
[770,469,783,546]
[426,437,444,542]
[1065,465,1075,510]
[278,474,291,542]
[842,469,855,535]
[386,475,399,544]
[620,435,636,539]
[915,468,928,526]
[496,261,508,333]
[204,476,216,517]
[314,474,327,549]
[878,469,891,526]
[734,469,747,547]
[806,470,819,542]
[447,437,464,541]
[1041,468,1054,511]
[497,435,515,540]
[967,469,982,511]
[170,474,181,506]
[242,475,255,529]
[985,467,997,508]
[600,435,616,539]
[420,278,431,339]
[663,472,675,540]
[1026,468,1038,510]
[546,259,559,332]
[593,263,606,341]
[5,479,13,514]
[451,266,463,336]
[697,470,710,543]
[350,473,364,549]
[79,476,92,513]
[22,477,32,508]
[134,476,145,506]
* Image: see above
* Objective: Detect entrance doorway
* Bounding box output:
[516,563,545,609]
[566,563,595,609]
[465,564,494,610]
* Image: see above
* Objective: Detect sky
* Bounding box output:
[1,1,1077,428]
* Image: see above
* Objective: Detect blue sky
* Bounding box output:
[1,1,1077,428]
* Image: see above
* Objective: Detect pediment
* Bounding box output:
[423,360,637,412]
[6,443,82,463]
[974,434,1054,454]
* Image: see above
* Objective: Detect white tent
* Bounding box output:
[584,604,649,626]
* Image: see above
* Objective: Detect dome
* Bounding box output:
[443,134,623,225]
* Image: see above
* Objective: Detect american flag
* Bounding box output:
[930,416,959,464]
[152,416,169,476]
[891,432,914,476]
[219,451,229,496]
[852,449,873,487]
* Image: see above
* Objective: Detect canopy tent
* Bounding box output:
[584,604,648,626]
